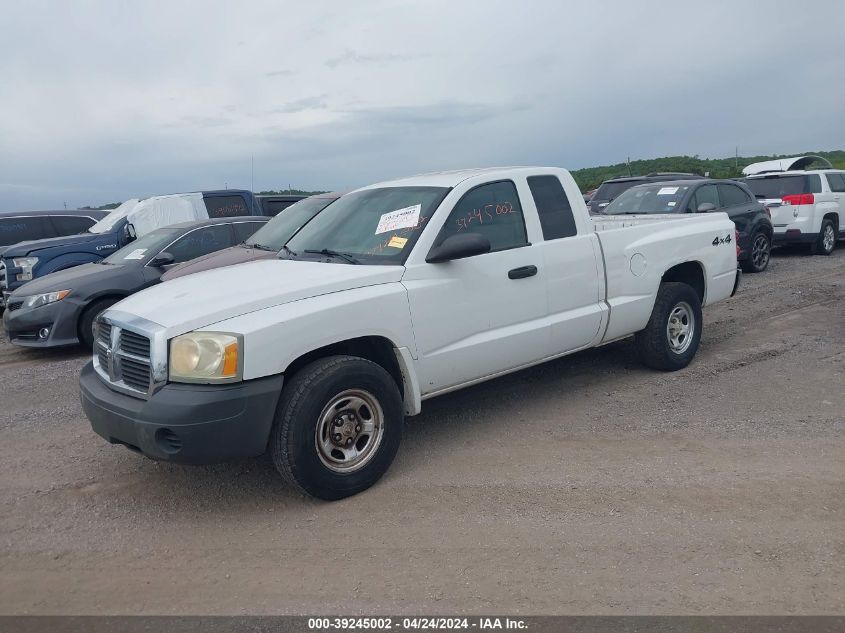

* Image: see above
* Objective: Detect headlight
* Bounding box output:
[23,289,70,310]
[12,257,38,281]
[169,332,241,383]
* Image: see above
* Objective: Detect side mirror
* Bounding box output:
[149,252,175,268]
[123,223,137,242]
[696,202,717,213]
[426,233,491,263]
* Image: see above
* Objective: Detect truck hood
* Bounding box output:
[159,244,274,282]
[2,232,105,257]
[113,259,406,333]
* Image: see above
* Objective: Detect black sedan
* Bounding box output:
[602,179,774,273]
[3,216,268,348]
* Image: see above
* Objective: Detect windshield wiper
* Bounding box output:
[303,248,360,264]
[247,243,277,252]
[279,245,297,259]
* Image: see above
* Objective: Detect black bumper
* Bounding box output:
[731,268,741,297]
[772,229,816,245]
[80,361,284,464]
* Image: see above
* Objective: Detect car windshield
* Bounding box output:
[88,198,139,234]
[603,185,690,214]
[103,227,181,264]
[284,186,449,265]
[245,196,336,250]
[744,175,815,199]
[592,181,638,202]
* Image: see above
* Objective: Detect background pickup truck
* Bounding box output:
[0,189,261,303]
[80,167,741,500]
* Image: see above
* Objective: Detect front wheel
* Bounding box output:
[811,219,836,256]
[635,282,703,371]
[78,298,119,349]
[741,231,771,273]
[270,355,403,500]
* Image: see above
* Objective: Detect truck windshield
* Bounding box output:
[245,196,336,250]
[603,185,690,214]
[284,186,449,265]
[103,227,181,265]
[88,199,140,234]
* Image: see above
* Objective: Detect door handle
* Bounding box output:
[508,265,538,279]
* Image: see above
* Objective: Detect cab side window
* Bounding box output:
[692,185,719,211]
[50,215,96,235]
[0,216,52,245]
[527,175,577,240]
[165,224,233,263]
[717,184,750,207]
[433,181,527,252]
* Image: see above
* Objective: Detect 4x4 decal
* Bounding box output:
[712,233,732,246]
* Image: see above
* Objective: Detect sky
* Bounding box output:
[1,0,844,210]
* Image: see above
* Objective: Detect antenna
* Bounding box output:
[251,155,254,192]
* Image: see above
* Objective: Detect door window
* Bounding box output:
[826,173,845,193]
[527,175,577,240]
[433,181,527,252]
[692,185,719,211]
[164,224,233,263]
[716,184,750,207]
[0,216,52,245]
[204,195,250,218]
[50,215,96,235]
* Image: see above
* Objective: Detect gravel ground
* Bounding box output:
[0,246,843,615]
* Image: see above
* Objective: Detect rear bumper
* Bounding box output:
[80,361,284,464]
[731,268,741,297]
[772,229,817,245]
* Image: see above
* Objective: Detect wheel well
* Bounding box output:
[661,262,705,303]
[823,213,839,231]
[77,294,127,331]
[285,336,404,395]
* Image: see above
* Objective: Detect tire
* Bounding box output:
[740,231,771,273]
[811,219,836,256]
[270,355,403,500]
[78,298,119,349]
[635,282,703,371]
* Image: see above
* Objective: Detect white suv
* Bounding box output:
[744,170,844,255]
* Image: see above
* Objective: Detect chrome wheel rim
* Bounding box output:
[666,301,694,354]
[822,225,835,252]
[315,389,384,473]
[751,234,770,269]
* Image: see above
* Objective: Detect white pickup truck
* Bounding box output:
[80,167,740,499]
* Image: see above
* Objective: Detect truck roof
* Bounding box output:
[358,166,551,190]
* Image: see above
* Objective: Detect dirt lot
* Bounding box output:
[0,246,843,615]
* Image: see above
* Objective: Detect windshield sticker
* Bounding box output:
[387,236,408,249]
[667,201,676,206]
[376,204,421,235]
[657,187,679,195]
[123,248,147,260]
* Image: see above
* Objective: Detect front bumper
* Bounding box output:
[3,297,82,347]
[80,362,284,464]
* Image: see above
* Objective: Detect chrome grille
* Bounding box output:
[93,316,158,398]
[119,330,150,357]
[0,260,7,291]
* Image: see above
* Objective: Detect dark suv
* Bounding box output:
[588,173,705,214]
[603,179,774,273]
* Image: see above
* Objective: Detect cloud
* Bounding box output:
[0,0,843,210]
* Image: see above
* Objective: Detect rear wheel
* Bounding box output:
[811,219,836,255]
[270,355,403,500]
[635,282,703,371]
[78,298,119,349]
[741,231,770,273]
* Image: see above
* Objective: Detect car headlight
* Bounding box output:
[12,257,38,281]
[169,332,242,383]
[23,289,70,310]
